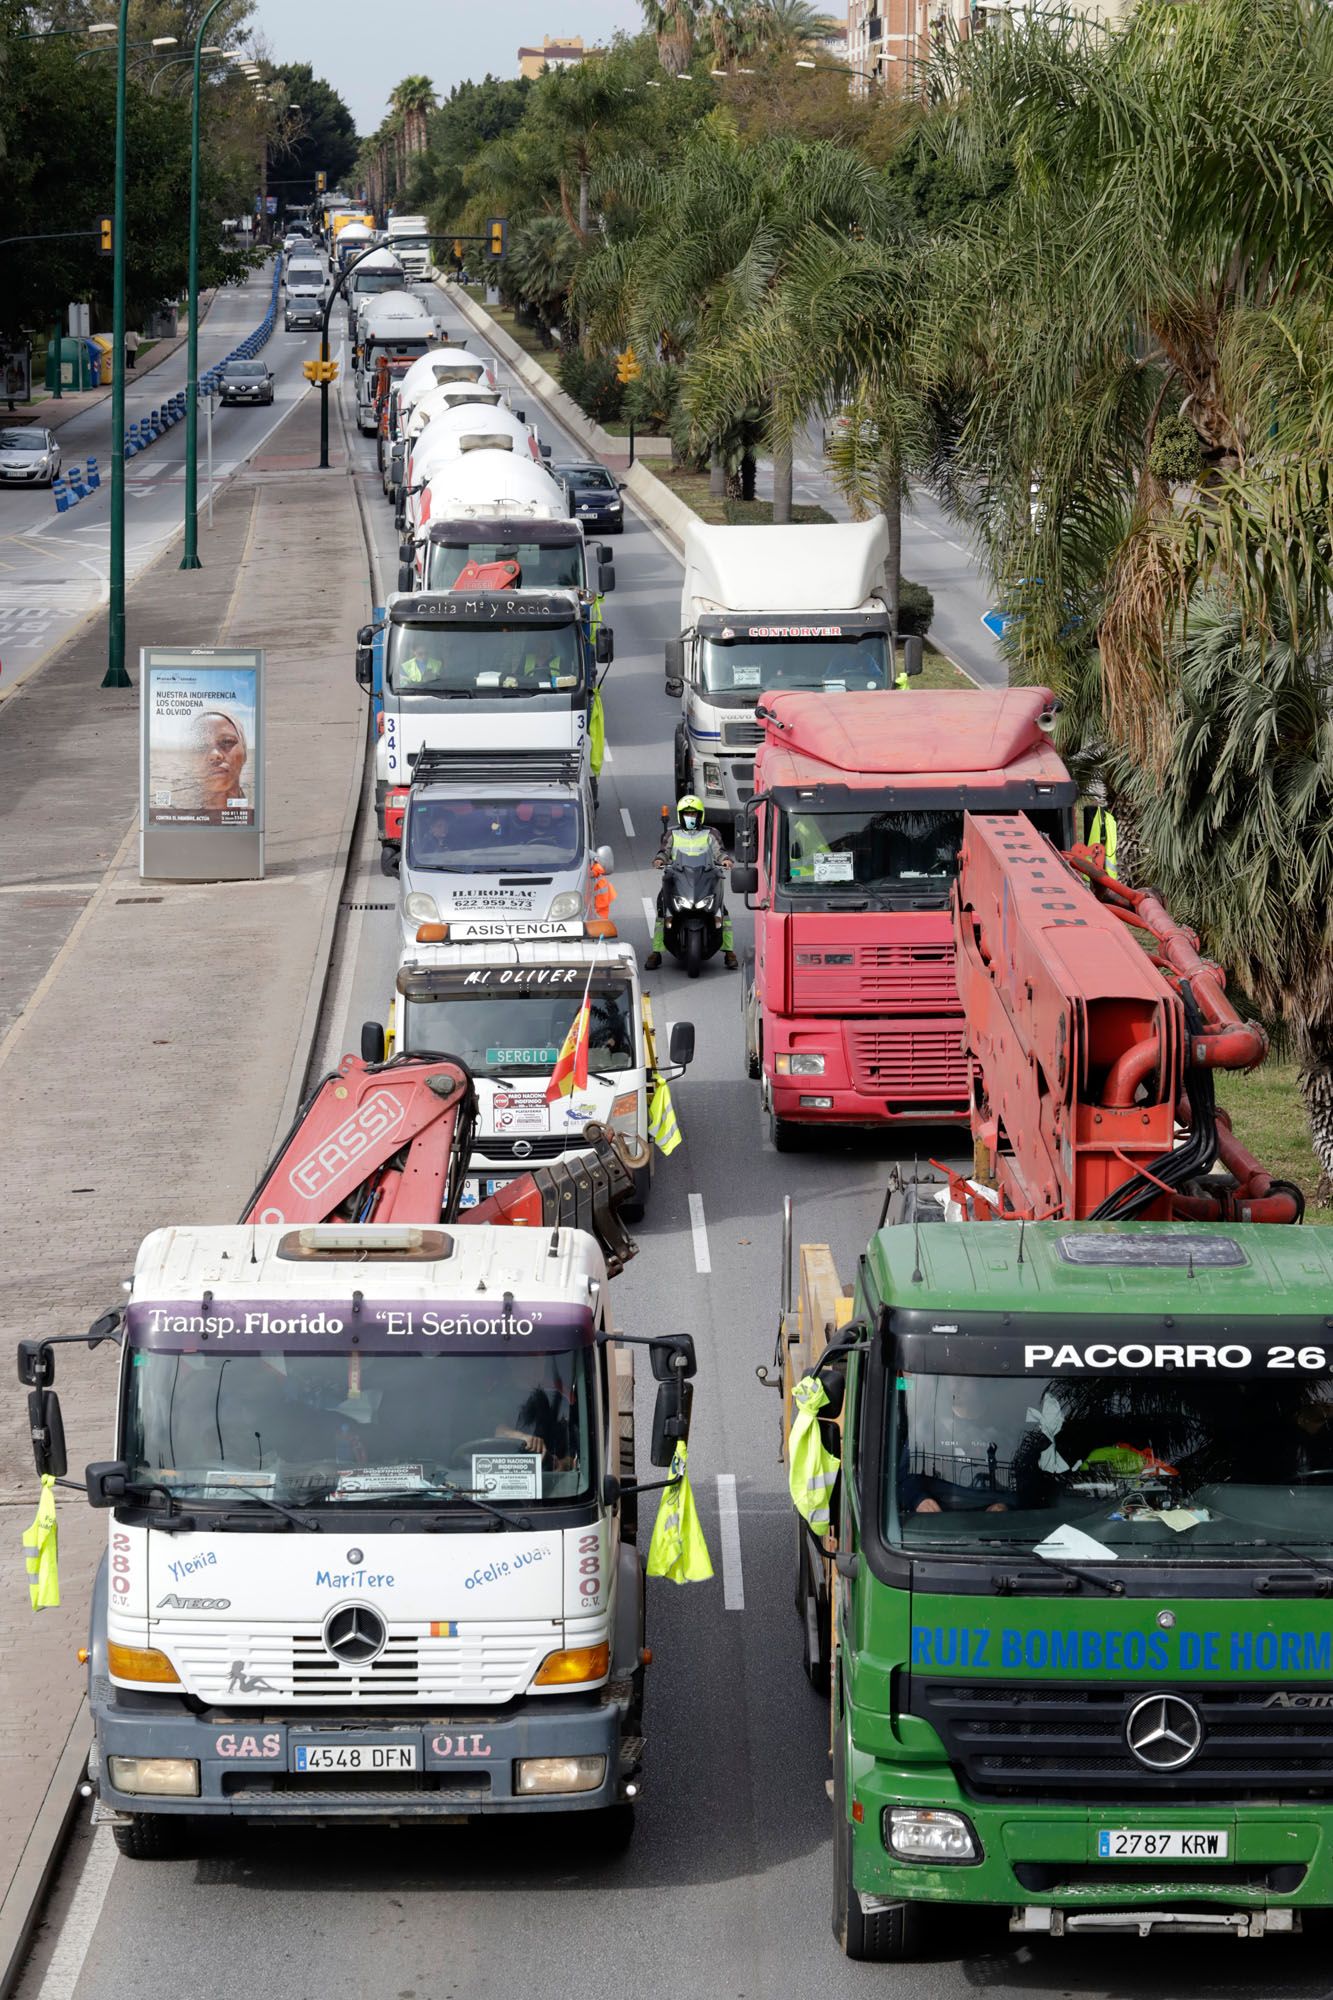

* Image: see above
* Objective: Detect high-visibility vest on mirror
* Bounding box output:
[789,1374,839,1532]
[648,1077,680,1154]
[1088,806,1118,878]
[23,1475,59,1610]
[646,1441,713,1583]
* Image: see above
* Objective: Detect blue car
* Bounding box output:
[553,460,624,536]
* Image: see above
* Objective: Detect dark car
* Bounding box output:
[218,361,275,407]
[284,291,323,332]
[553,460,624,535]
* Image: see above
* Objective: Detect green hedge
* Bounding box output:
[897,578,934,638]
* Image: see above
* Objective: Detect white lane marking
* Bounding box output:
[602,743,612,764]
[619,806,635,840]
[716,1474,744,1610]
[641,895,656,935]
[688,1192,711,1273]
[34,1825,118,2000]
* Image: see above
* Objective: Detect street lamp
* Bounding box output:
[181,0,230,570]
[103,0,134,687]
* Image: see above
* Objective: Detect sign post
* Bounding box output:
[140,646,265,881]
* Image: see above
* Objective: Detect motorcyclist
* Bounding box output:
[645,793,737,972]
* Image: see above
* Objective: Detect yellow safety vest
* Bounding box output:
[23,1475,60,1610]
[589,688,605,778]
[648,1077,680,1154]
[894,670,911,691]
[789,1374,839,1532]
[646,1441,713,1584]
[1089,806,1118,878]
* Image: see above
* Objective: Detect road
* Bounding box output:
[0,260,329,697]
[17,283,1325,2000]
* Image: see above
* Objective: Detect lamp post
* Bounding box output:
[102,0,133,687]
[180,0,229,570]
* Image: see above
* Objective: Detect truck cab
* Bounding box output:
[359,589,613,864]
[666,518,893,833]
[404,516,614,609]
[386,213,432,277]
[369,919,693,1217]
[29,1222,698,1853]
[732,689,1075,1143]
[355,297,437,432]
[343,247,407,339]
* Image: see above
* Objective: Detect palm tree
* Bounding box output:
[504,216,581,341]
[1120,597,1333,1186]
[639,1,702,75]
[390,74,437,170]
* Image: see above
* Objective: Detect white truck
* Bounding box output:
[665,517,896,832]
[358,587,612,868]
[367,917,692,1218]
[386,213,433,278]
[28,1220,696,1851]
[355,298,439,432]
[402,509,615,604]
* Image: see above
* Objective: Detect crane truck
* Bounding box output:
[20,1058,695,1857]
[731,688,1076,1144]
[773,806,1327,1959]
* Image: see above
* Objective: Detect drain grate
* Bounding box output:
[340,901,395,911]
[115,896,163,905]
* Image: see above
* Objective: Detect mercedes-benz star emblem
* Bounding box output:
[346,1548,363,1565]
[512,1139,533,1159]
[1124,1692,1204,1771]
[323,1603,387,1666]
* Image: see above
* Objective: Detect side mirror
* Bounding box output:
[17,1339,54,1388]
[595,627,614,666]
[650,1376,693,1467]
[900,633,924,678]
[668,1020,694,1068]
[390,443,405,483]
[733,818,756,864]
[399,536,413,563]
[731,863,757,896]
[360,1020,386,1065]
[355,645,374,690]
[664,637,684,697]
[85,1460,130,1509]
[515,407,525,423]
[397,563,413,592]
[597,561,616,594]
[594,843,615,873]
[539,443,552,460]
[596,544,612,563]
[28,1388,67,1480]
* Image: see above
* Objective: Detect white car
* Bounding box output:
[0,427,61,487]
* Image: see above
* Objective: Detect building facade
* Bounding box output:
[518,34,588,80]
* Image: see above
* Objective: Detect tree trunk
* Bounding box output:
[772,432,793,525]
[578,169,589,239]
[741,451,756,502]
[879,452,902,629]
[709,451,726,499]
[1298,1035,1333,1205]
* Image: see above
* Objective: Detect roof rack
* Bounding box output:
[408,748,585,791]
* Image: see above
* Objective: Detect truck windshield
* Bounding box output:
[425,542,585,593]
[699,633,888,699]
[124,1347,594,1506]
[887,1369,1333,1561]
[403,980,636,1076]
[352,273,405,296]
[388,622,585,697]
[780,807,961,900]
[407,797,583,872]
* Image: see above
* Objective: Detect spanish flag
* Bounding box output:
[545,988,592,1103]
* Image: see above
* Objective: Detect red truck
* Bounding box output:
[730,688,1076,1147]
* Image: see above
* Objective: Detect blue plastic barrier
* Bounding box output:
[52,477,72,513]
[86,457,100,489]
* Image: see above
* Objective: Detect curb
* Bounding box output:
[0,1701,91,1999]
[30,292,218,435]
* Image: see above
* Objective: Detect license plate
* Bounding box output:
[293,1742,418,1773]
[458,1176,504,1209]
[1097,1829,1229,1860]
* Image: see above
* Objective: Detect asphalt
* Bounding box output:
[19,287,1326,2000]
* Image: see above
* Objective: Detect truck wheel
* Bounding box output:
[796,1520,830,1694]
[769,1103,798,1152]
[683,928,703,980]
[589,1802,636,1856]
[832,1722,926,1961]
[673,729,689,801]
[112,1812,193,1861]
[622,1160,651,1225]
[379,842,400,878]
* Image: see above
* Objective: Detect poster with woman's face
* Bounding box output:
[144,661,259,826]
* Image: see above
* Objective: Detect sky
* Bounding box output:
[253,0,649,136]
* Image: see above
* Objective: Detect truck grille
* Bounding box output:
[155,1618,557,1705]
[791,941,959,1013]
[911,1680,1333,1802]
[720,721,763,750]
[845,1020,968,1106]
[476,1134,577,1163]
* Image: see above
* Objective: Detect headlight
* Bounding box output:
[702,761,724,794]
[107,1757,199,1798]
[776,1052,826,1076]
[404,891,440,923]
[885,1808,979,1862]
[608,1089,639,1133]
[548,890,582,919]
[515,1755,606,1796]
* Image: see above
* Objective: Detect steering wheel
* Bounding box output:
[450,1434,544,1462]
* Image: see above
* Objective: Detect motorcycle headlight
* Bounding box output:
[549,891,582,919]
[404,891,440,923]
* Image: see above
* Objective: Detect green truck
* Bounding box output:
[780,1207,1333,1957]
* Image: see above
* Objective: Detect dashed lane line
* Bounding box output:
[716,1474,744,1610]
[688,1191,711,1274]
[619,806,635,840]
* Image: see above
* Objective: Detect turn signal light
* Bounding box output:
[585,918,618,939]
[533,1642,610,1687]
[415,923,448,942]
[107,1643,180,1685]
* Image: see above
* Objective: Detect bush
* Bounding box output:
[557,348,624,425]
[896,578,934,638]
[624,360,680,436]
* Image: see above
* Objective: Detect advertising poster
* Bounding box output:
[1,345,31,405]
[140,648,264,881]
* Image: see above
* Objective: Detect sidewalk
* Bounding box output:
[0,383,369,1948]
[16,296,215,436]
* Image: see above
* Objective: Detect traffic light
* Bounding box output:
[303,358,338,383]
[615,345,641,385]
[315,170,327,194]
[488,217,507,259]
[96,214,113,257]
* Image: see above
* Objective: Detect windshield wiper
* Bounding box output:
[189,1487,321,1532]
[416,1480,530,1530]
[1250,1542,1333,1593]
[970,1542,1125,1596]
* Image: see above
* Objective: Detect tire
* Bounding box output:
[588,1802,636,1856]
[832,1718,926,1961]
[622,1160,651,1225]
[683,926,703,980]
[797,1519,830,1694]
[112,1812,193,1861]
[379,842,400,878]
[769,1102,798,1152]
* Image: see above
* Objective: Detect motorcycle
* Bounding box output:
[656,847,727,978]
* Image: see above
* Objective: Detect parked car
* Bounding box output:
[0,426,60,487]
[552,460,624,535]
[218,361,275,407]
